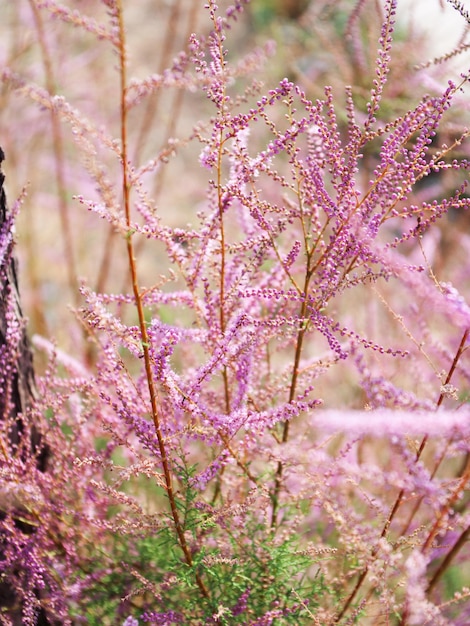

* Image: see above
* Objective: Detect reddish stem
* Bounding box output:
[116,0,208,600]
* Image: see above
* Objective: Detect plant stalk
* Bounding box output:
[116,0,208,600]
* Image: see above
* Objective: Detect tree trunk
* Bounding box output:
[0,148,53,625]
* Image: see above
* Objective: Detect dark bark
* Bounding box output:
[0,148,54,625]
[1,149,32,424]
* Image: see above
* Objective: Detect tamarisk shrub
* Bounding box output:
[1,0,470,623]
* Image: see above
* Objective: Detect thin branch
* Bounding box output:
[116,0,209,600]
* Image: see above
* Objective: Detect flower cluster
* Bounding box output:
[0,0,469,624]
